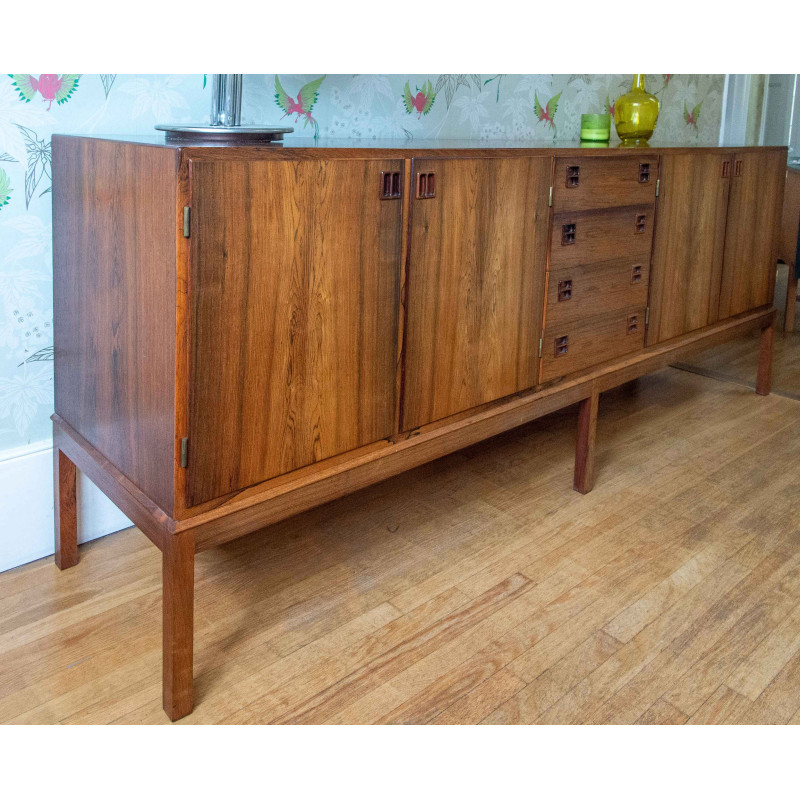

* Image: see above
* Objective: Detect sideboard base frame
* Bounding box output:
[52,306,776,721]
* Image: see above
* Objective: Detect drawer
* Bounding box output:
[550,205,654,270]
[552,156,658,212]
[545,256,650,328]
[540,307,646,382]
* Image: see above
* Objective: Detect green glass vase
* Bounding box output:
[614,74,660,145]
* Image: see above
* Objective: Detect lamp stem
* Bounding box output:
[210,74,243,127]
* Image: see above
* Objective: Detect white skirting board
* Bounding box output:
[0,441,132,573]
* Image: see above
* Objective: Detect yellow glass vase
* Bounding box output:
[614,74,660,145]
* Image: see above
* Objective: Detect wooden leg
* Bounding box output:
[574,390,599,495]
[756,318,775,397]
[54,447,78,570]
[163,530,195,721]
[785,271,798,333]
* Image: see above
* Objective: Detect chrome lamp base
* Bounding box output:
[155,124,293,145]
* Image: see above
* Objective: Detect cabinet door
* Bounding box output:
[187,158,403,506]
[647,152,732,345]
[718,150,786,319]
[402,157,550,431]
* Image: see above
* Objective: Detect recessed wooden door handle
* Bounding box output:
[734,160,743,177]
[416,172,436,199]
[722,160,731,178]
[566,165,580,187]
[380,171,402,200]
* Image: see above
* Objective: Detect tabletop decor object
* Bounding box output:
[580,113,611,143]
[614,74,660,145]
[155,74,292,144]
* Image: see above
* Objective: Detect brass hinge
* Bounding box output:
[180,437,188,468]
[655,179,660,198]
[183,206,190,238]
[548,186,553,207]
[538,338,543,358]
[645,307,650,326]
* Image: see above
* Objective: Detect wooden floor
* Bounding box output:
[3,367,800,724]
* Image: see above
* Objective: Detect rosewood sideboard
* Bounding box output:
[51,136,786,720]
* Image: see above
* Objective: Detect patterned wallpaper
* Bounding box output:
[0,73,724,452]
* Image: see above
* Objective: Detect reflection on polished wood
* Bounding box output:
[680,264,800,398]
[4,368,800,724]
[778,169,800,334]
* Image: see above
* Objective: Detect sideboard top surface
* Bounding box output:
[52,133,788,159]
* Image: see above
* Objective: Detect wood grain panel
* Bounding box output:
[718,149,786,319]
[646,152,732,345]
[541,306,647,383]
[552,155,658,211]
[550,205,654,271]
[52,136,178,514]
[402,156,550,431]
[545,256,650,329]
[187,158,403,506]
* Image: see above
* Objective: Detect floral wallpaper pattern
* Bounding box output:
[0,73,724,452]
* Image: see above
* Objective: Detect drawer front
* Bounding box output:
[552,156,658,212]
[550,205,654,270]
[540,307,646,382]
[545,256,650,329]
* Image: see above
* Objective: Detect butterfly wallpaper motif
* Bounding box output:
[0,73,724,453]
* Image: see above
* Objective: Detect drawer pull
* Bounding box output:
[416,172,436,199]
[627,314,639,334]
[554,335,569,357]
[557,279,573,301]
[631,265,643,284]
[380,171,402,200]
[634,214,647,234]
[566,165,580,188]
[638,163,651,183]
[561,223,577,245]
